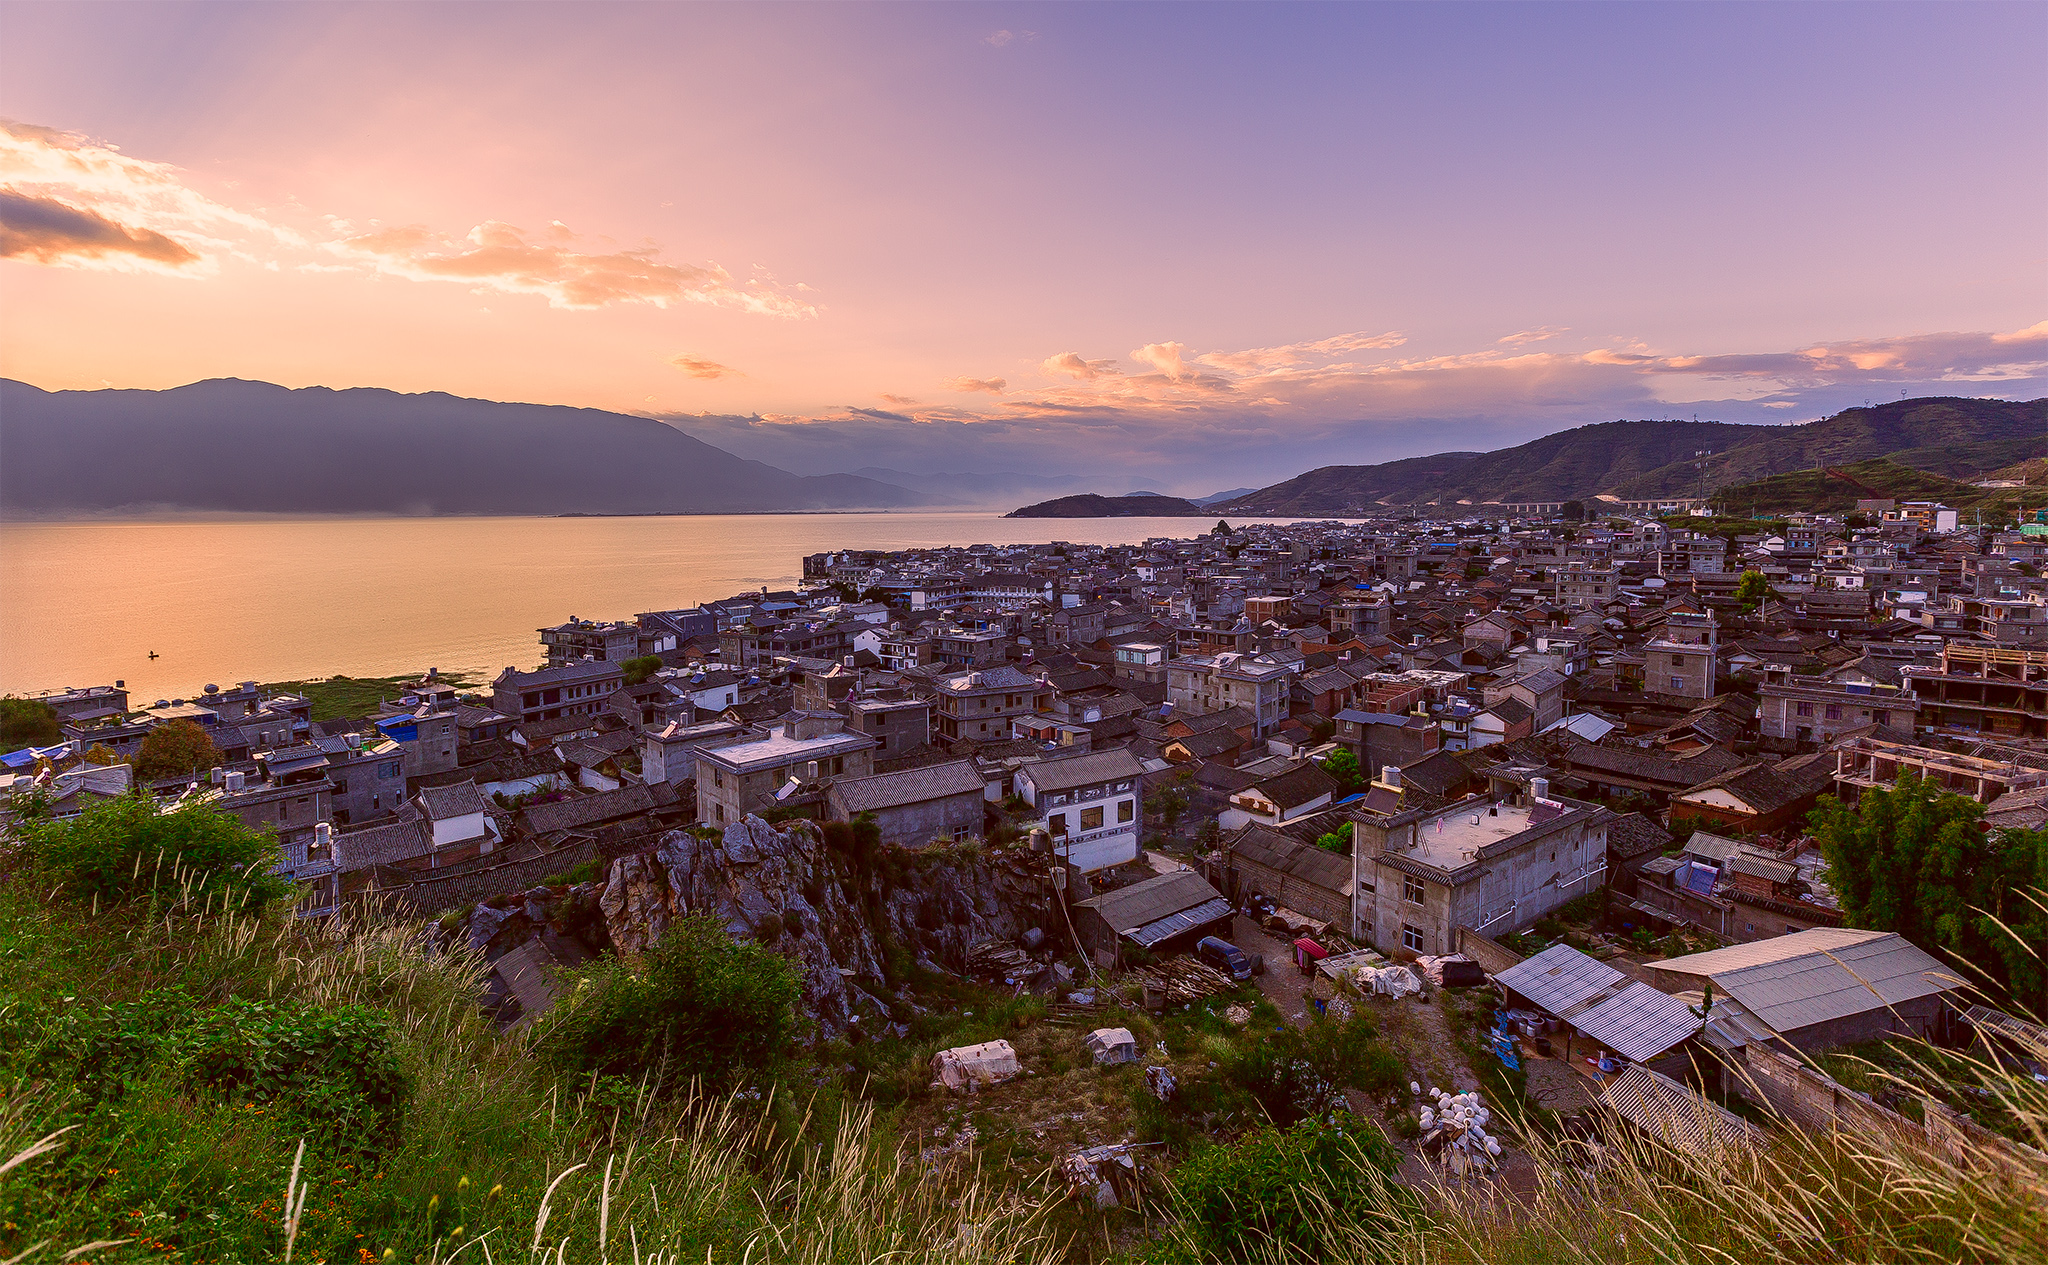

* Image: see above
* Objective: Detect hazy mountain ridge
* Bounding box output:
[0,379,925,516]
[1005,493,1208,518]
[1215,398,2045,514]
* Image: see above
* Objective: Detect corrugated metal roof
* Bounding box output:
[1963,1004,2048,1058]
[1600,1063,1767,1159]
[1664,930,1959,1034]
[1651,927,1890,977]
[1568,982,1702,1063]
[1128,896,1235,947]
[1493,944,1626,1015]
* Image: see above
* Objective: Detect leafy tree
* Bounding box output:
[1314,830,1350,855]
[1147,775,1193,834]
[622,653,665,685]
[0,696,61,748]
[538,915,801,1091]
[1735,568,1771,612]
[1213,519,1233,535]
[81,743,119,766]
[18,796,293,907]
[1809,777,2048,1014]
[1561,500,1585,522]
[133,718,222,783]
[1318,748,1365,798]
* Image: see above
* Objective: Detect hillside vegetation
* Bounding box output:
[5,799,2046,1264]
[1713,457,2048,519]
[1006,493,1208,518]
[1214,397,2044,516]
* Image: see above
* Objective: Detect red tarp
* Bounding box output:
[1293,938,1328,961]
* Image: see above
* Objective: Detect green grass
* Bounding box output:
[257,673,480,722]
[6,800,2045,1265]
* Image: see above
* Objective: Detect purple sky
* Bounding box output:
[3,1,2043,494]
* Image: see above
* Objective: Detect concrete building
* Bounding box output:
[1905,644,2048,739]
[1758,660,1918,745]
[492,660,627,726]
[1832,736,2048,805]
[694,713,876,826]
[1166,652,1293,737]
[1350,779,1610,954]
[1644,608,1719,700]
[1013,747,1145,872]
[925,665,1051,746]
[824,759,986,847]
[845,697,932,759]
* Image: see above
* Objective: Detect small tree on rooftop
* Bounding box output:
[134,719,222,784]
[1318,748,1365,797]
[622,654,664,685]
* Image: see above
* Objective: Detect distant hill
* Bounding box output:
[1006,493,1207,518]
[1714,456,2048,518]
[0,379,924,516]
[1609,397,2047,501]
[1217,397,2045,515]
[1192,487,1258,506]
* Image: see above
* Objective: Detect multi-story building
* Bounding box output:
[1904,644,2048,740]
[539,617,676,666]
[694,713,876,826]
[845,696,932,759]
[1012,748,1145,871]
[1349,778,1610,954]
[1833,736,2048,805]
[20,682,131,723]
[1166,652,1293,736]
[1109,640,1169,684]
[1757,659,1918,745]
[491,660,626,726]
[924,665,1051,745]
[1643,608,1718,700]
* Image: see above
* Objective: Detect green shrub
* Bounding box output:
[538,915,800,1091]
[543,857,602,886]
[18,796,293,907]
[1166,1118,1403,1262]
[35,987,409,1152]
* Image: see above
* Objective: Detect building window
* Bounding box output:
[1402,924,1424,952]
[1824,704,1841,721]
[1671,654,1685,667]
[1048,812,1067,835]
[1872,710,1889,726]
[1403,875,1425,904]
[1117,798,1134,823]
[1081,806,1104,830]
[1795,701,1814,718]
[1670,677,1684,691]
[378,761,402,779]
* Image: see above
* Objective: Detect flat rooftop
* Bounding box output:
[699,727,873,772]
[1394,800,1577,872]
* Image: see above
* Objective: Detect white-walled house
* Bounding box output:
[1013,748,1145,872]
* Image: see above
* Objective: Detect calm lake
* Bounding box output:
[0,512,1309,702]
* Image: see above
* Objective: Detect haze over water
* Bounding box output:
[0,513,1311,703]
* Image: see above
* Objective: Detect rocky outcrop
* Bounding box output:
[444,814,1062,1041]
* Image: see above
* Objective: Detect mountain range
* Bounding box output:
[1207,396,2045,516]
[0,379,924,516]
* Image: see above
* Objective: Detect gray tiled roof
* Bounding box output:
[830,759,985,814]
[416,780,486,821]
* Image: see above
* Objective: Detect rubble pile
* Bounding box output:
[1412,1083,1503,1177]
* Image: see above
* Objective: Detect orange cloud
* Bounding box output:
[330,220,814,315]
[1040,352,1120,380]
[668,354,736,379]
[879,393,920,406]
[946,376,1006,394]
[1498,326,1569,346]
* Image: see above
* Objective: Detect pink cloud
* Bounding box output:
[1040,351,1121,381]
[331,220,814,315]
[945,376,1007,394]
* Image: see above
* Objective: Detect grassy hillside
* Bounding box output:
[1220,397,2044,515]
[6,799,2045,1264]
[1617,397,2047,501]
[1713,457,2048,519]
[1223,420,1752,514]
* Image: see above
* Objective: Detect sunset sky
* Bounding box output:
[3,1,2043,495]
